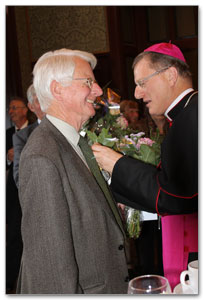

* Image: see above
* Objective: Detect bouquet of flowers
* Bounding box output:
[114,132,161,239]
[82,88,162,239]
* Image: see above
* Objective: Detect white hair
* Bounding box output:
[33,48,97,112]
[26,84,36,104]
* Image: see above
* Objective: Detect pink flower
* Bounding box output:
[116,116,129,129]
[136,137,155,150]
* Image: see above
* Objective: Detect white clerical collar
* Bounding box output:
[164,88,194,121]
[46,114,80,146]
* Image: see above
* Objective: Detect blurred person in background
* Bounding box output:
[13,84,45,187]
[6,97,28,293]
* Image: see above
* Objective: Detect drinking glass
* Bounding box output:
[128,275,172,294]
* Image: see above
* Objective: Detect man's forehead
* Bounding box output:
[10,99,24,104]
[135,57,151,70]
[10,99,25,105]
[74,56,86,65]
[134,58,149,76]
[74,57,93,78]
[134,57,156,79]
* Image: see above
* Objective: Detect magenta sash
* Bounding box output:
[161,213,198,289]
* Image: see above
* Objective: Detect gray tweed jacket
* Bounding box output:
[17,117,128,294]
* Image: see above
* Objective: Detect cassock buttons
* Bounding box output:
[118,244,124,250]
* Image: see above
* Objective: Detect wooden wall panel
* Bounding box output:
[6,6,198,104]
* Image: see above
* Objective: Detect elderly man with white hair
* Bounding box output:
[16,49,129,294]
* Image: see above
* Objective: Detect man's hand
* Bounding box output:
[7,148,14,162]
[92,143,123,175]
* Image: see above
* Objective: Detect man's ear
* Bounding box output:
[166,66,178,86]
[28,102,35,113]
[50,80,64,100]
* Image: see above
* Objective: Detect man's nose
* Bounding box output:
[92,82,103,97]
[134,85,145,100]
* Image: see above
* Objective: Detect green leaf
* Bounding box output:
[139,144,158,166]
[97,118,104,126]
[86,131,98,145]
[98,128,115,147]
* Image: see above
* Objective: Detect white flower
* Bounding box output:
[105,137,119,142]
[130,132,145,138]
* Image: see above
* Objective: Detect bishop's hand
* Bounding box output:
[92,143,123,175]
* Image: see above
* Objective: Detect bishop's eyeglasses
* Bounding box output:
[135,66,170,88]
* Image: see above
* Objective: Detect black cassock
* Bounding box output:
[111,91,198,215]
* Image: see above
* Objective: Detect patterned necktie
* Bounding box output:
[78,136,124,234]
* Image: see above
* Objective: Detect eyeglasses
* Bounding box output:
[135,66,170,88]
[7,106,26,111]
[73,77,97,89]
[62,77,97,89]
